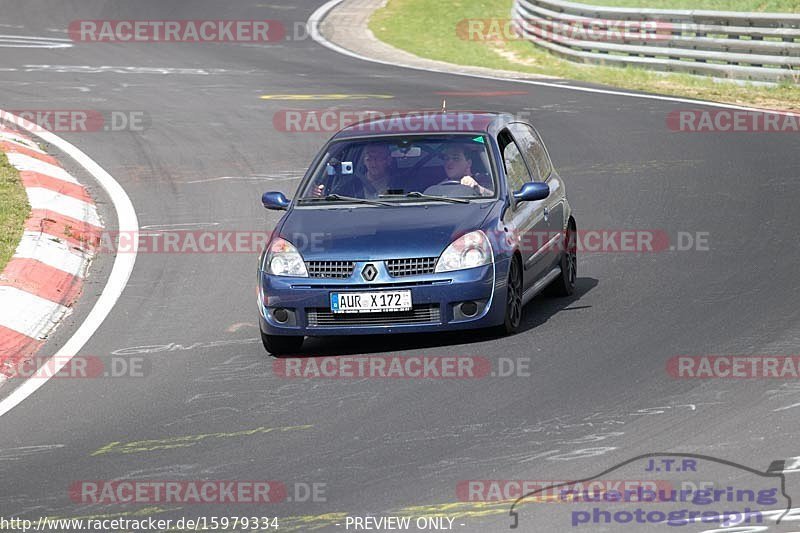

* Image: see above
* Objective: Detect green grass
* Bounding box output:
[577,0,800,11]
[370,0,800,111]
[0,152,30,272]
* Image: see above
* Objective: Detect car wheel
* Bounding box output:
[497,255,523,335]
[261,331,304,355]
[545,220,576,297]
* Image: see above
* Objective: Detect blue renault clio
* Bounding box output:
[258,112,576,354]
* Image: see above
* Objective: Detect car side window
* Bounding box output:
[499,132,531,192]
[509,123,552,181]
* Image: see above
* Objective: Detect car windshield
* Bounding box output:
[297,134,497,203]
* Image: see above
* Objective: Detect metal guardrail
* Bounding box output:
[512,0,800,83]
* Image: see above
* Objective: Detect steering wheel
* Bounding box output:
[423,180,478,197]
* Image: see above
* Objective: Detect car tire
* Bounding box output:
[545,220,576,297]
[261,332,304,355]
[496,255,523,336]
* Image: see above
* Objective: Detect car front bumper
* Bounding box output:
[258,259,509,336]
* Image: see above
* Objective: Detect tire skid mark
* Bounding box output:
[89,424,313,456]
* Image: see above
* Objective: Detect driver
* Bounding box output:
[441,145,493,197]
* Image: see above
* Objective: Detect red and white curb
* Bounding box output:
[0,125,104,384]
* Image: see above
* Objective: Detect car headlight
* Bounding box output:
[264,237,308,277]
[435,230,493,272]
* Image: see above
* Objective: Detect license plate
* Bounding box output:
[330,290,412,314]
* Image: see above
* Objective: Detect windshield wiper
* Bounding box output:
[301,194,393,207]
[382,191,470,204]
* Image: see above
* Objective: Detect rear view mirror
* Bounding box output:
[262,191,291,210]
[513,182,549,203]
[392,146,421,158]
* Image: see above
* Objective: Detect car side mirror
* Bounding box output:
[262,191,291,210]
[513,182,549,203]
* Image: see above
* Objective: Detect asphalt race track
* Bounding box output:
[1,1,799,532]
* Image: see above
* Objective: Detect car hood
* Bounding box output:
[279,202,493,261]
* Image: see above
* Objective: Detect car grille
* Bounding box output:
[291,280,447,290]
[306,261,355,279]
[386,257,437,277]
[306,304,440,327]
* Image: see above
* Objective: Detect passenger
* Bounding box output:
[311,143,399,198]
[359,143,401,197]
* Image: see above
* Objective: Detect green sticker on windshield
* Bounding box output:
[472,136,485,144]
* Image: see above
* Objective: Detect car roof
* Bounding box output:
[331,111,515,140]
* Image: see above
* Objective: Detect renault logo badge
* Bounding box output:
[361,264,378,281]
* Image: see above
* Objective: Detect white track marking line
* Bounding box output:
[0,34,72,42]
[782,457,800,473]
[184,175,301,184]
[25,187,102,227]
[308,0,800,117]
[768,456,800,473]
[0,42,73,49]
[0,110,139,418]
[0,287,70,339]
[0,131,44,152]
[13,231,90,278]
[0,34,73,49]
[139,222,220,230]
[6,152,80,184]
[774,401,800,412]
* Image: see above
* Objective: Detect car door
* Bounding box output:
[509,122,564,274]
[498,128,551,292]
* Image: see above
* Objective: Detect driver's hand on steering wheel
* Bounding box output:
[460,176,491,196]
